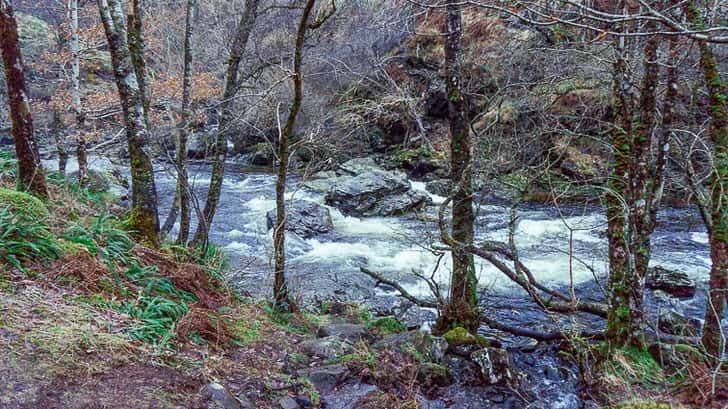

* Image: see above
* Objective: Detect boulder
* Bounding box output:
[425,179,451,197]
[325,170,430,217]
[206,383,247,409]
[470,347,519,385]
[266,200,334,238]
[186,132,213,159]
[301,364,349,394]
[338,157,384,176]
[320,383,378,409]
[658,309,700,337]
[317,324,371,342]
[251,143,274,166]
[373,331,448,363]
[298,336,352,360]
[69,169,111,193]
[416,363,453,387]
[645,266,696,299]
[278,396,300,409]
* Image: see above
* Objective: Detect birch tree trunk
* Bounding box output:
[0,0,49,199]
[97,0,159,246]
[193,0,259,247]
[69,0,87,181]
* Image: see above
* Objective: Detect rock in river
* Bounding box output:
[645,266,696,299]
[266,200,334,238]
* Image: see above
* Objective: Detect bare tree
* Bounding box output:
[193,0,260,247]
[0,0,49,199]
[433,0,479,334]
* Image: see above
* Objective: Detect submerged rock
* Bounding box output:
[646,266,696,299]
[266,200,333,238]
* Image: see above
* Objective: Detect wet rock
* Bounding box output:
[324,170,430,217]
[266,200,334,238]
[396,304,436,330]
[298,336,351,360]
[646,266,696,299]
[470,348,518,385]
[317,323,371,342]
[416,363,453,387]
[251,144,274,166]
[206,383,244,409]
[68,169,111,193]
[187,132,213,159]
[278,396,300,409]
[338,157,384,176]
[658,309,701,336]
[373,330,448,363]
[302,364,349,394]
[425,179,450,197]
[320,383,378,409]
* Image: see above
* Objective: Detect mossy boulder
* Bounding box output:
[443,327,489,347]
[0,188,50,220]
[373,330,448,363]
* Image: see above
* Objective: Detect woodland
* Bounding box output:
[0,0,727,408]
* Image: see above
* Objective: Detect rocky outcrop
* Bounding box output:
[645,266,696,299]
[470,347,519,386]
[317,323,371,342]
[373,330,448,363]
[305,158,431,217]
[658,309,701,337]
[266,200,333,238]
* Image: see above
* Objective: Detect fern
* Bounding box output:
[0,206,61,271]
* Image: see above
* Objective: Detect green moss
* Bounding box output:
[0,188,50,220]
[230,319,262,346]
[368,316,406,335]
[442,326,488,347]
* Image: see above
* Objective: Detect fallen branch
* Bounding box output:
[480,314,604,341]
[359,267,438,309]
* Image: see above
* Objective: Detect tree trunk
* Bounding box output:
[175,0,195,244]
[272,0,322,312]
[69,0,87,182]
[0,0,49,199]
[97,0,159,246]
[605,37,643,348]
[127,0,150,129]
[434,1,478,334]
[52,110,68,175]
[192,0,259,247]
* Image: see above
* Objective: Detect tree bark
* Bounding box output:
[69,0,87,182]
[605,35,643,348]
[97,0,159,246]
[0,0,49,199]
[193,0,259,247]
[51,110,68,175]
[434,1,478,335]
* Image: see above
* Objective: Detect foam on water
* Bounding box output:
[410,181,447,204]
[330,208,402,236]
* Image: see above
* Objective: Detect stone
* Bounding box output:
[396,304,436,330]
[658,309,701,336]
[646,266,696,299]
[278,396,300,409]
[425,179,450,197]
[470,348,518,385]
[324,169,429,217]
[373,330,448,363]
[320,383,378,409]
[266,200,334,238]
[416,363,453,387]
[69,169,111,193]
[298,336,351,360]
[317,324,370,342]
[251,143,274,166]
[206,383,242,409]
[337,157,384,176]
[302,364,349,394]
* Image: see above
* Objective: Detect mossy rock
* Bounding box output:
[368,316,406,336]
[0,188,50,220]
[442,327,489,347]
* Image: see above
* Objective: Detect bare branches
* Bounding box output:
[360,267,439,308]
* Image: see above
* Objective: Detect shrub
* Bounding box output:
[0,206,61,270]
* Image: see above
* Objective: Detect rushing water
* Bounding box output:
[45,156,712,303]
